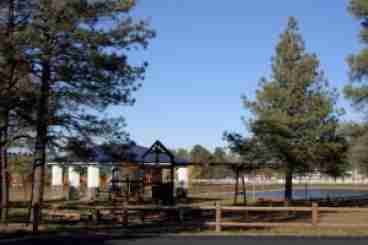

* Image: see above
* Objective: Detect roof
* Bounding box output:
[50,141,189,167]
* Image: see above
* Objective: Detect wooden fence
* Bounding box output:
[117,203,368,232]
[4,203,368,233]
[211,203,368,231]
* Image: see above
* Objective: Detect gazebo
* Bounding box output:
[48,140,189,205]
[110,140,189,205]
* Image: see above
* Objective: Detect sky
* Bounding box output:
[109,0,364,151]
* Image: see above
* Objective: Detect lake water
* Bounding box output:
[241,189,368,200]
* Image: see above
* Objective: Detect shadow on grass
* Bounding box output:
[0,233,161,245]
[0,222,163,245]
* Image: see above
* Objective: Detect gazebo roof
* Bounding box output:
[50,140,189,167]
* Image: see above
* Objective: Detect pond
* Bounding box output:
[242,189,368,200]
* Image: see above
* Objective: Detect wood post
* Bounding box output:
[140,210,145,223]
[284,200,290,217]
[216,202,222,232]
[91,209,100,224]
[312,202,319,227]
[241,175,248,220]
[178,207,184,222]
[32,203,40,233]
[123,208,128,227]
[233,169,239,205]
[241,175,247,206]
[97,209,102,224]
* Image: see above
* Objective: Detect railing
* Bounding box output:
[211,203,368,231]
[4,203,368,233]
[115,203,368,232]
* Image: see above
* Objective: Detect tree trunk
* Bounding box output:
[284,167,293,202]
[30,61,50,231]
[241,174,248,220]
[1,111,9,223]
[0,144,2,219]
[1,0,15,224]
[233,168,239,205]
[1,145,9,223]
[1,147,9,223]
[241,174,247,206]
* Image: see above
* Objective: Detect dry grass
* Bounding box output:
[179,227,368,237]
[3,183,368,237]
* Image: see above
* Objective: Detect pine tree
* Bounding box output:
[244,17,346,201]
[23,0,154,230]
[345,0,368,112]
[0,0,35,222]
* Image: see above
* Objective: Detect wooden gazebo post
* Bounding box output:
[169,155,176,206]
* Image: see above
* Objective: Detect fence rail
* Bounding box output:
[210,203,368,232]
[114,203,368,232]
[80,203,368,231]
[3,203,368,232]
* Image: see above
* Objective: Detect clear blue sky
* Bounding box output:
[109,0,364,151]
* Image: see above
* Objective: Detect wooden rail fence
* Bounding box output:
[209,203,368,232]
[3,203,368,232]
[114,203,368,232]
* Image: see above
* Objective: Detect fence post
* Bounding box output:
[123,208,128,227]
[216,202,222,232]
[243,209,248,221]
[284,200,290,217]
[94,209,101,224]
[178,207,184,222]
[140,210,145,224]
[312,202,319,227]
[32,204,40,234]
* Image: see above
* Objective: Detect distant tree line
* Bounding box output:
[174,145,236,180]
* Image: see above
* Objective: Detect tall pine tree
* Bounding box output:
[244,17,347,201]
[345,0,368,112]
[23,0,154,229]
[0,0,35,222]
